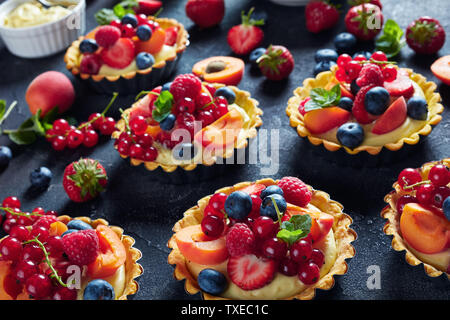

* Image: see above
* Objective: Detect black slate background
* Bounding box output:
[0,0,449,300]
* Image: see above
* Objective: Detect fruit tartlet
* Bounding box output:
[168,177,356,300]
[64,13,188,93]
[286,51,443,156]
[112,74,263,183]
[382,159,449,279]
[0,197,143,300]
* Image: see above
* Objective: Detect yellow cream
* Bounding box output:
[406,243,450,273]
[76,264,126,300]
[3,1,72,28]
[98,45,177,77]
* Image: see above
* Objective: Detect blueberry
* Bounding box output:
[260,194,287,221]
[162,82,172,92]
[214,87,236,104]
[337,122,364,149]
[173,143,197,160]
[407,96,428,120]
[443,197,450,221]
[260,185,284,200]
[198,269,228,295]
[67,219,93,231]
[136,24,152,41]
[334,32,357,52]
[29,167,52,190]
[350,79,360,96]
[364,86,390,115]
[159,113,176,131]
[314,61,336,76]
[0,146,12,168]
[83,279,115,300]
[314,49,338,63]
[79,39,98,53]
[136,52,155,70]
[353,51,372,60]
[62,229,77,237]
[224,191,253,220]
[338,97,354,112]
[249,47,266,65]
[121,13,138,27]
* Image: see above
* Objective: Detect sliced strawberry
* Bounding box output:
[100,38,135,69]
[227,254,276,290]
[372,96,407,134]
[431,55,450,85]
[240,184,266,196]
[135,0,162,16]
[165,26,178,46]
[340,84,354,99]
[227,8,264,55]
[352,85,378,124]
[383,69,414,98]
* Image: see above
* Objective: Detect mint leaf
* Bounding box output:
[376,19,405,58]
[7,110,46,145]
[277,214,311,245]
[152,91,174,123]
[0,100,5,120]
[41,107,59,131]
[305,84,341,112]
[94,9,117,25]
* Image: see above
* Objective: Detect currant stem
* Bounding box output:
[78,92,118,131]
[402,177,431,190]
[0,101,18,127]
[0,207,43,218]
[271,197,283,228]
[119,108,136,144]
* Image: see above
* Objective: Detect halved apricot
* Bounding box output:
[304,107,351,134]
[135,27,166,55]
[175,224,228,265]
[192,56,245,86]
[372,96,407,135]
[431,55,450,86]
[49,221,68,237]
[285,205,334,243]
[400,203,449,254]
[87,225,127,279]
[0,261,13,300]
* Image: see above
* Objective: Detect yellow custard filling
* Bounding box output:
[3,1,72,28]
[76,264,126,300]
[405,242,450,273]
[316,80,428,147]
[97,45,177,76]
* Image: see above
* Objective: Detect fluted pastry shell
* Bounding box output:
[168,178,356,300]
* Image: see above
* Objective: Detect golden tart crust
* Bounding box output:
[64,17,189,82]
[57,216,144,299]
[381,158,450,280]
[286,67,444,155]
[167,178,356,300]
[112,83,263,173]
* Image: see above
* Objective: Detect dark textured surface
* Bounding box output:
[0,0,449,300]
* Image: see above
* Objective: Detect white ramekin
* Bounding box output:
[269,0,310,6]
[0,0,86,58]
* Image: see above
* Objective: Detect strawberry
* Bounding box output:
[62,229,99,266]
[348,0,382,9]
[257,45,294,81]
[227,254,276,290]
[305,0,340,33]
[345,4,383,41]
[383,69,414,98]
[352,84,378,124]
[94,26,121,48]
[63,158,108,203]
[239,184,266,197]
[135,0,162,16]
[100,38,135,69]
[406,17,446,55]
[227,7,264,55]
[186,0,225,28]
[164,26,178,46]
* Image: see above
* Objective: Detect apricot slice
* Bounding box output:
[87,225,127,279]
[194,108,244,150]
[285,205,334,243]
[192,56,245,86]
[400,203,449,254]
[135,27,166,55]
[0,261,13,300]
[431,55,450,86]
[49,221,68,237]
[304,107,351,134]
[175,224,228,265]
[372,96,407,135]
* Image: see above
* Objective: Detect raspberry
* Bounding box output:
[277,177,312,207]
[356,64,383,87]
[352,85,377,124]
[80,54,103,75]
[32,215,58,229]
[95,25,121,47]
[226,223,255,257]
[62,229,99,266]
[169,74,202,102]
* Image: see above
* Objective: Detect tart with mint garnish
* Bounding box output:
[382,159,449,279]
[64,8,188,93]
[112,73,262,176]
[168,177,356,300]
[286,51,443,155]
[0,196,142,300]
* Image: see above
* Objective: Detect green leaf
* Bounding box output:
[276,214,312,245]
[41,107,59,131]
[7,110,46,145]
[305,84,341,112]
[152,91,174,123]
[376,19,405,58]
[0,100,5,120]
[94,8,117,25]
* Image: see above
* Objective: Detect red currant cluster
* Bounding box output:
[110,14,160,38]
[396,164,450,214]
[115,120,159,162]
[0,196,77,300]
[335,51,397,83]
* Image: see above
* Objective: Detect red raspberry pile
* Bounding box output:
[278,177,312,207]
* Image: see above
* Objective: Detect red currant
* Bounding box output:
[345,61,362,80]
[290,239,312,263]
[99,117,116,135]
[83,129,99,148]
[121,23,136,38]
[130,116,148,135]
[117,139,131,156]
[204,83,216,96]
[2,196,21,209]
[212,103,229,120]
[45,210,58,216]
[25,274,52,299]
[416,184,435,205]
[428,164,449,187]
[310,248,325,266]
[18,213,34,226]
[67,129,84,149]
[382,65,397,82]
[32,207,45,216]
[21,243,44,262]
[110,19,122,29]
[203,204,224,219]
[431,186,450,208]
[52,286,77,300]
[45,236,64,257]
[209,193,227,211]
[201,215,224,238]
[0,237,23,261]
[52,119,70,135]
[335,67,349,82]
[13,260,38,283]
[51,135,67,151]
[9,225,30,241]
[396,195,418,214]
[262,237,287,260]
[135,133,153,148]
[177,97,196,114]
[129,143,144,159]
[136,14,148,26]
[30,226,50,242]
[278,257,298,276]
[337,54,352,68]
[196,92,213,109]
[142,146,158,161]
[398,168,422,190]
[353,54,367,62]
[88,113,104,130]
[371,51,388,62]
[3,218,18,234]
[298,261,320,285]
[251,216,277,240]
[197,110,215,127]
